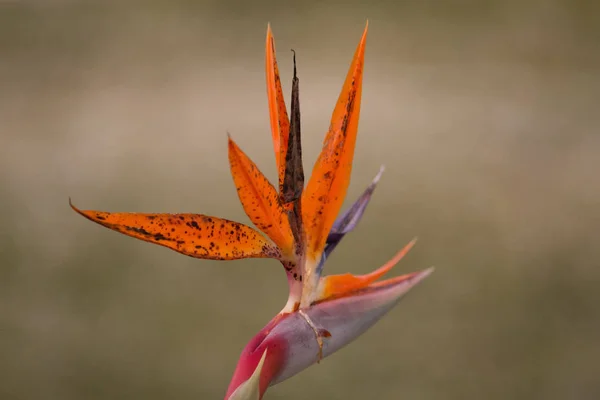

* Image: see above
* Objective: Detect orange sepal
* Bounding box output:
[228,135,294,258]
[266,24,290,194]
[70,200,281,260]
[316,237,416,303]
[302,22,368,262]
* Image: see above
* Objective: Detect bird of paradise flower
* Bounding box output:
[71,22,433,400]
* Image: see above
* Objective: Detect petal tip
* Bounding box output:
[227,348,268,400]
[361,20,369,43]
[413,267,435,284]
[373,165,385,184]
[69,198,85,216]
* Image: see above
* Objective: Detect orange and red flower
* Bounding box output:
[71,22,432,400]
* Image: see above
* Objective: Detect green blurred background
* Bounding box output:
[1,1,599,399]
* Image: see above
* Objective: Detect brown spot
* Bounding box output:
[320,329,332,338]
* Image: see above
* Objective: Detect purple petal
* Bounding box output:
[329,165,384,237]
[317,166,385,276]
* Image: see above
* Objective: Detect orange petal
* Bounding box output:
[302,22,368,262]
[70,200,281,260]
[314,269,430,306]
[228,135,294,258]
[316,237,415,303]
[266,24,290,195]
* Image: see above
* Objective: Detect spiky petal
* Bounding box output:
[265,24,291,196]
[228,136,295,259]
[318,165,385,277]
[301,22,369,307]
[70,200,281,260]
[316,238,417,303]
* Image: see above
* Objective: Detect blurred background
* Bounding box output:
[1,0,599,399]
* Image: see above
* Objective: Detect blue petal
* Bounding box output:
[316,165,385,276]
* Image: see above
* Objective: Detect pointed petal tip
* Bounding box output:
[227,133,235,148]
[373,165,385,184]
[266,23,273,38]
[69,198,86,217]
[69,197,88,219]
[361,20,369,41]
[413,266,435,283]
[227,348,268,400]
[393,266,434,292]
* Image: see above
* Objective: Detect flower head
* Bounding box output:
[71,21,432,400]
